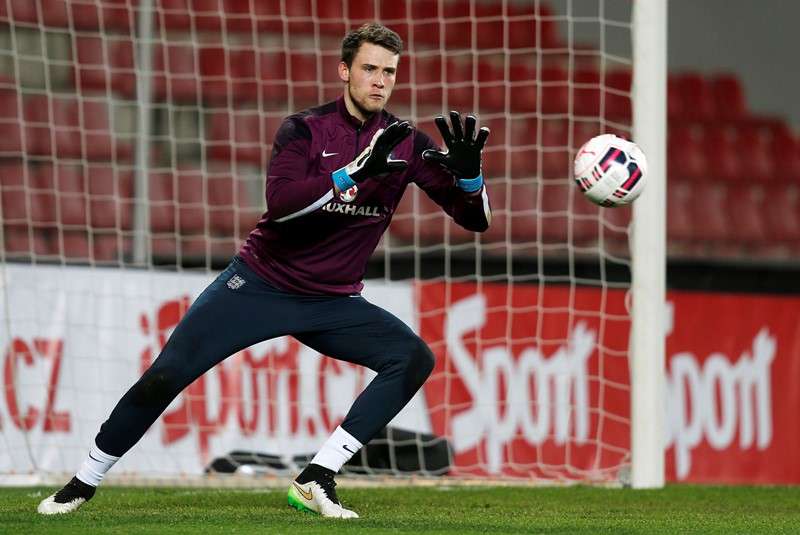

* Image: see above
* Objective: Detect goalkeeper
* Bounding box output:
[39,22,491,519]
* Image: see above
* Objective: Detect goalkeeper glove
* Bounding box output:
[332,121,412,191]
[422,111,490,193]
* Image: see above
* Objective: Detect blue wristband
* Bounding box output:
[332,167,356,191]
[457,174,483,193]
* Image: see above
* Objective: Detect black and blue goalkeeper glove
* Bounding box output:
[422,111,490,193]
[332,121,412,191]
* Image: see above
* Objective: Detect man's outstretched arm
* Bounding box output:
[411,111,492,232]
[267,117,412,222]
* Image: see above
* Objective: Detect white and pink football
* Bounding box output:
[573,134,648,207]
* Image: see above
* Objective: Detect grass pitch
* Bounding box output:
[3,484,799,534]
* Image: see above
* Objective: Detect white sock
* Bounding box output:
[310,426,363,473]
[75,443,120,487]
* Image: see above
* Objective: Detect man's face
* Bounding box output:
[339,42,399,120]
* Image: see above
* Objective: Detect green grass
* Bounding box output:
[3,484,800,534]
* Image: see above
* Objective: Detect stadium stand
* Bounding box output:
[0,0,797,264]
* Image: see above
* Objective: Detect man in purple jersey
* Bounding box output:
[38,23,490,518]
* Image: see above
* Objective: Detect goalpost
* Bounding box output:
[0,0,665,487]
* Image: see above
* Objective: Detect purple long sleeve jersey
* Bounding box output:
[238,97,492,295]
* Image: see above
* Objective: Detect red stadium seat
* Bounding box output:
[176,168,206,235]
[711,73,746,120]
[38,0,69,27]
[604,70,631,121]
[538,179,570,244]
[474,3,503,50]
[175,167,209,257]
[573,69,600,117]
[0,164,54,256]
[317,0,347,36]
[507,117,538,179]
[0,86,23,155]
[734,122,773,183]
[157,0,224,31]
[149,171,176,233]
[446,57,473,110]
[201,47,289,105]
[376,0,417,44]
[0,165,32,256]
[509,62,536,113]
[727,184,767,247]
[43,164,88,228]
[22,99,55,158]
[666,179,695,245]
[690,181,729,245]
[667,123,708,181]
[667,74,683,120]
[0,164,30,226]
[508,182,539,243]
[289,52,319,108]
[762,182,800,246]
[73,36,136,97]
[68,0,137,30]
[674,72,714,121]
[199,45,232,101]
[704,124,741,181]
[571,188,602,245]
[0,0,37,24]
[540,119,569,179]
[540,67,569,115]
[441,2,471,50]
[152,43,200,102]
[508,2,559,49]
[59,230,91,260]
[148,171,178,257]
[206,110,269,167]
[22,95,123,160]
[256,50,290,106]
[477,60,505,112]
[88,163,134,230]
[413,54,444,106]
[770,123,800,182]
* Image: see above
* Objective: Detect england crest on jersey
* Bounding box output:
[339,184,358,203]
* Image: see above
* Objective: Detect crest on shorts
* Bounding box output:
[339,184,358,203]
[227,274,246,290]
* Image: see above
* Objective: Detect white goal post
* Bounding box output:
[631,0,667,489]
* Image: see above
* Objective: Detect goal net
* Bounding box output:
[0,0,642,485]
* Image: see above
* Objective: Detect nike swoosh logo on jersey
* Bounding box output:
[322,149,338,157]
[293,482,313,501]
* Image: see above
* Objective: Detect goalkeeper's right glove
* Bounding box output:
[332,121,412,191]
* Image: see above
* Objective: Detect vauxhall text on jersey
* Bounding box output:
[238,97,491,295]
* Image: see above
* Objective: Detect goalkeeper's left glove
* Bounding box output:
[422,111,490,193]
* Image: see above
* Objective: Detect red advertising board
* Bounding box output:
[418,281,800,484]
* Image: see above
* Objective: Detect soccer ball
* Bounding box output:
[573,134,648,207]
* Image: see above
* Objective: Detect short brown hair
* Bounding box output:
[340,23,403,67]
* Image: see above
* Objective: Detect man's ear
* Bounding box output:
[338,61,350,83]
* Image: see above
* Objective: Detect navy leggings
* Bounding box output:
[95,256,435,457]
